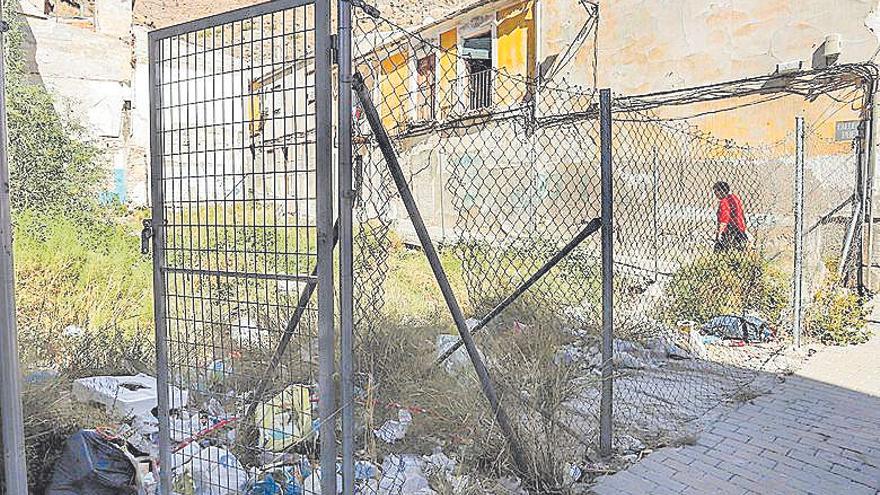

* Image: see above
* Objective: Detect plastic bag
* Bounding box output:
[255,385,313,452]
[46,430,137,495]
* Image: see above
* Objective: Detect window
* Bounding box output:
[462,32,493,110]
[415,54,436,121]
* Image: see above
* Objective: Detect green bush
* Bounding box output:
[3,0,104,215]
[0,3,135,491]
[663,250,789,326]
[805,266,870,345]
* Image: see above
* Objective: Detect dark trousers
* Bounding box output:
[715,228,748,252]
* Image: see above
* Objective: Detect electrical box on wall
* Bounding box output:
[776,60,803,74]
[812,33,842,69]
[823,34,842,58]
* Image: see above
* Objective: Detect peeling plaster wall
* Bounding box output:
[130,26,152,204]
[528,0,880,154]
[539,0,597,89]
[595,1,875,143]
[19,0,149,204]
[595,0,879,95]
[96,0,133,39]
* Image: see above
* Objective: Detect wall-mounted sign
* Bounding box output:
[835,120,863,141]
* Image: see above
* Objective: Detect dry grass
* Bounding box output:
[0,379,111,494]
[10,228,600,492]
[357,273,599,492]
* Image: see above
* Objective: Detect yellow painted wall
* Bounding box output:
[246,80,264,136]
[380,51,410,131]
[496,1,536,104]
[439,28,458,117]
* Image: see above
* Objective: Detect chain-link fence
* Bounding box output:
[142,0,875,492]
[344,2,874,492]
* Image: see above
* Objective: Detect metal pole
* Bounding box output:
[866,86,877,292]
[337,0,355,491]
[840,198,862,281]
[793,116,805,348]
[652,146,659,282]
[352,72,530,475]
[0,15,29,495]
[841,124,866,282]
[599,88,614,458]
[435,217,601,366]
[314,0,336,491]
[858,118,871,291]
[147,33,173,495]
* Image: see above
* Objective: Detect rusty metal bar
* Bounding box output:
[599,88,614,457]
[435,217,602,367]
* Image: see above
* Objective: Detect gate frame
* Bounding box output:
[147,1,337,492]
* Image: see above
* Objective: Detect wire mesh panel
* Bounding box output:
[801,121,864,338]
[149,1,332,492]
[146,0,875,491]
[607,108,794,447]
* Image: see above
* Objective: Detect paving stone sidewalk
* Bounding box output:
[591,333,880,495]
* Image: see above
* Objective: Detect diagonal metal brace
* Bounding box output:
[352,71,530,475]
[435,217,601,367]
[244,220,339,419]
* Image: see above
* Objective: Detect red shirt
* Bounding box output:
[718,193,746,233]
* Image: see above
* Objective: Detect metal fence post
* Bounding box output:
[793,116,805,348]
[0,14,29,494]
[841,123,866,282]
[337,0,355,491]
[599,88,614,458]
[858,118,871,291]
[146,33,172,495]
[315,0,337,492]
[866,86,878,291]
[652,146,659,282]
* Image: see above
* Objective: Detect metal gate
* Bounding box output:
[147,1,336,493]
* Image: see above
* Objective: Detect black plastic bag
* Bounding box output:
[701,314,773,342]
[46,430,137,495]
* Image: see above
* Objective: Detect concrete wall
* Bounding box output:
[594,0,879,95]
[19,0,148,204]
[95,0,133,39]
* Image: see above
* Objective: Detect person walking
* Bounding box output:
[713,181,750,251]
